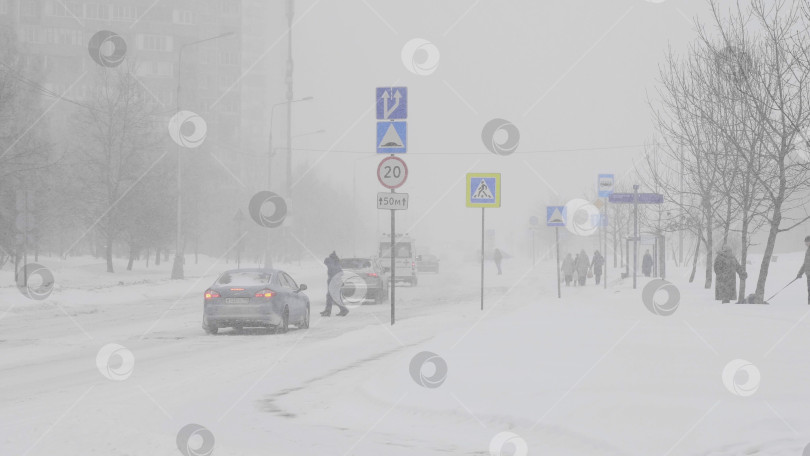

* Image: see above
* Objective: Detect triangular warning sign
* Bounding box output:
[549,208,564,223]
[473,179,494,199]
[378,124,403,148]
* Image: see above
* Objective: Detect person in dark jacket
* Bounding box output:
[493,248,503,275]
[322,251,349,316]
[575,250,590,286]
[796,236,810,304]
[561,253,575,286]
[591,250,604,285]
[641,250,653,277]
[714,245,747,303]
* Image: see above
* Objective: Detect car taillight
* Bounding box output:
[367,273,378,277]
[205,290,220,299]
[255,289,275,298]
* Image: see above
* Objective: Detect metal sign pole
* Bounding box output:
[633,184,639,290]
[603,199,607,289]
[481,207,485,311]
[556,226,561,298]
[390,192,396,325]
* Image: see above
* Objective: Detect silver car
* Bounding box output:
[202,268,310,334]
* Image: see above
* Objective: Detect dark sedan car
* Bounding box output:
[339,258,389,304]
[202,268,310,335]
[416,254,439,273]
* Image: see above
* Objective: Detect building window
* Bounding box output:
[221,51,238,66]
[173,10,193,25]
[221,0,240,14]
[19,26,41,43]
[111,5,137,21]
[21,1,41,17]
[138,34,173,52]
[86,3,109,20]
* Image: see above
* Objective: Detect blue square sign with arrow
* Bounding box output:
[376,87,407,120]
[376,121,407,154]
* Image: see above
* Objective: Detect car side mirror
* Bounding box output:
[298,284,307,292]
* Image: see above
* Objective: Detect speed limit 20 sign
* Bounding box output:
[377,156,408,189]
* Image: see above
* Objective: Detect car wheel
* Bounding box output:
[299,306,310,329]
[203,316,218,335]
[276,307,289,334]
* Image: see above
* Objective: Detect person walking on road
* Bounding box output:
[493,248,503,275]
[591,250,604,285]
[714,245,747,304]
[642,250,653,277]
[561,253,575,286]
[575,250,590,286]
[796,236,810,304]
[322,251,349,317]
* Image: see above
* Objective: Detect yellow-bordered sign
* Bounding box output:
[466,173,501,208]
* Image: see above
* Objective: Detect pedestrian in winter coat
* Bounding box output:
[591,250,604,285]
[322,251,349,316]
[796,235,810,304]
[714,245,747,303]
[575,250,590,286]
[561,253,575,286]
[494,248,503,275]
[642,250,653,277]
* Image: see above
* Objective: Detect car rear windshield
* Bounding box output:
[340,259,372,269]
[379,243,412,258]
[216,271,272,285]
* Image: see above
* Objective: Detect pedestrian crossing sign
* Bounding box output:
[466,173,501,208]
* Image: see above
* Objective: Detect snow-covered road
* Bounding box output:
[3,255,810,455]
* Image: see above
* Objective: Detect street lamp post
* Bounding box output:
[171,31,234,280]
[264,96,313,268]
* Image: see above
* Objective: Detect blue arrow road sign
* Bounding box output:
[376,87,407,120]
[546,206,566,226]
[598,174,614,197]
[376,121,407,154]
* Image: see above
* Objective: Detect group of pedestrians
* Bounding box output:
[561,249,604,286]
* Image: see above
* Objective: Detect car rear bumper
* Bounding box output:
[203,300,284,327]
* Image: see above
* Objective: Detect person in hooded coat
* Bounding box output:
[641,250,653,277]
[575,250,590,286]
[714,245,747,303]
[591,250,604,285]
[561,253,575,286]
[322,251,349,316]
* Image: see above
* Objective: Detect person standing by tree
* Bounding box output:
[591,250,604,285]
[642,250,653,277]
[493,248,503,275]
[796,236,810,304]
[714,245,747,304]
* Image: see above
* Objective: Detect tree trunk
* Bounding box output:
[145,248,150,268]
[704,205,713,289]
[155,248,161,266]
[754,208,782,303]
[127,244,136,271]
[106,231,114,273]
[737,216,750,303]
[690,228,702,283]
